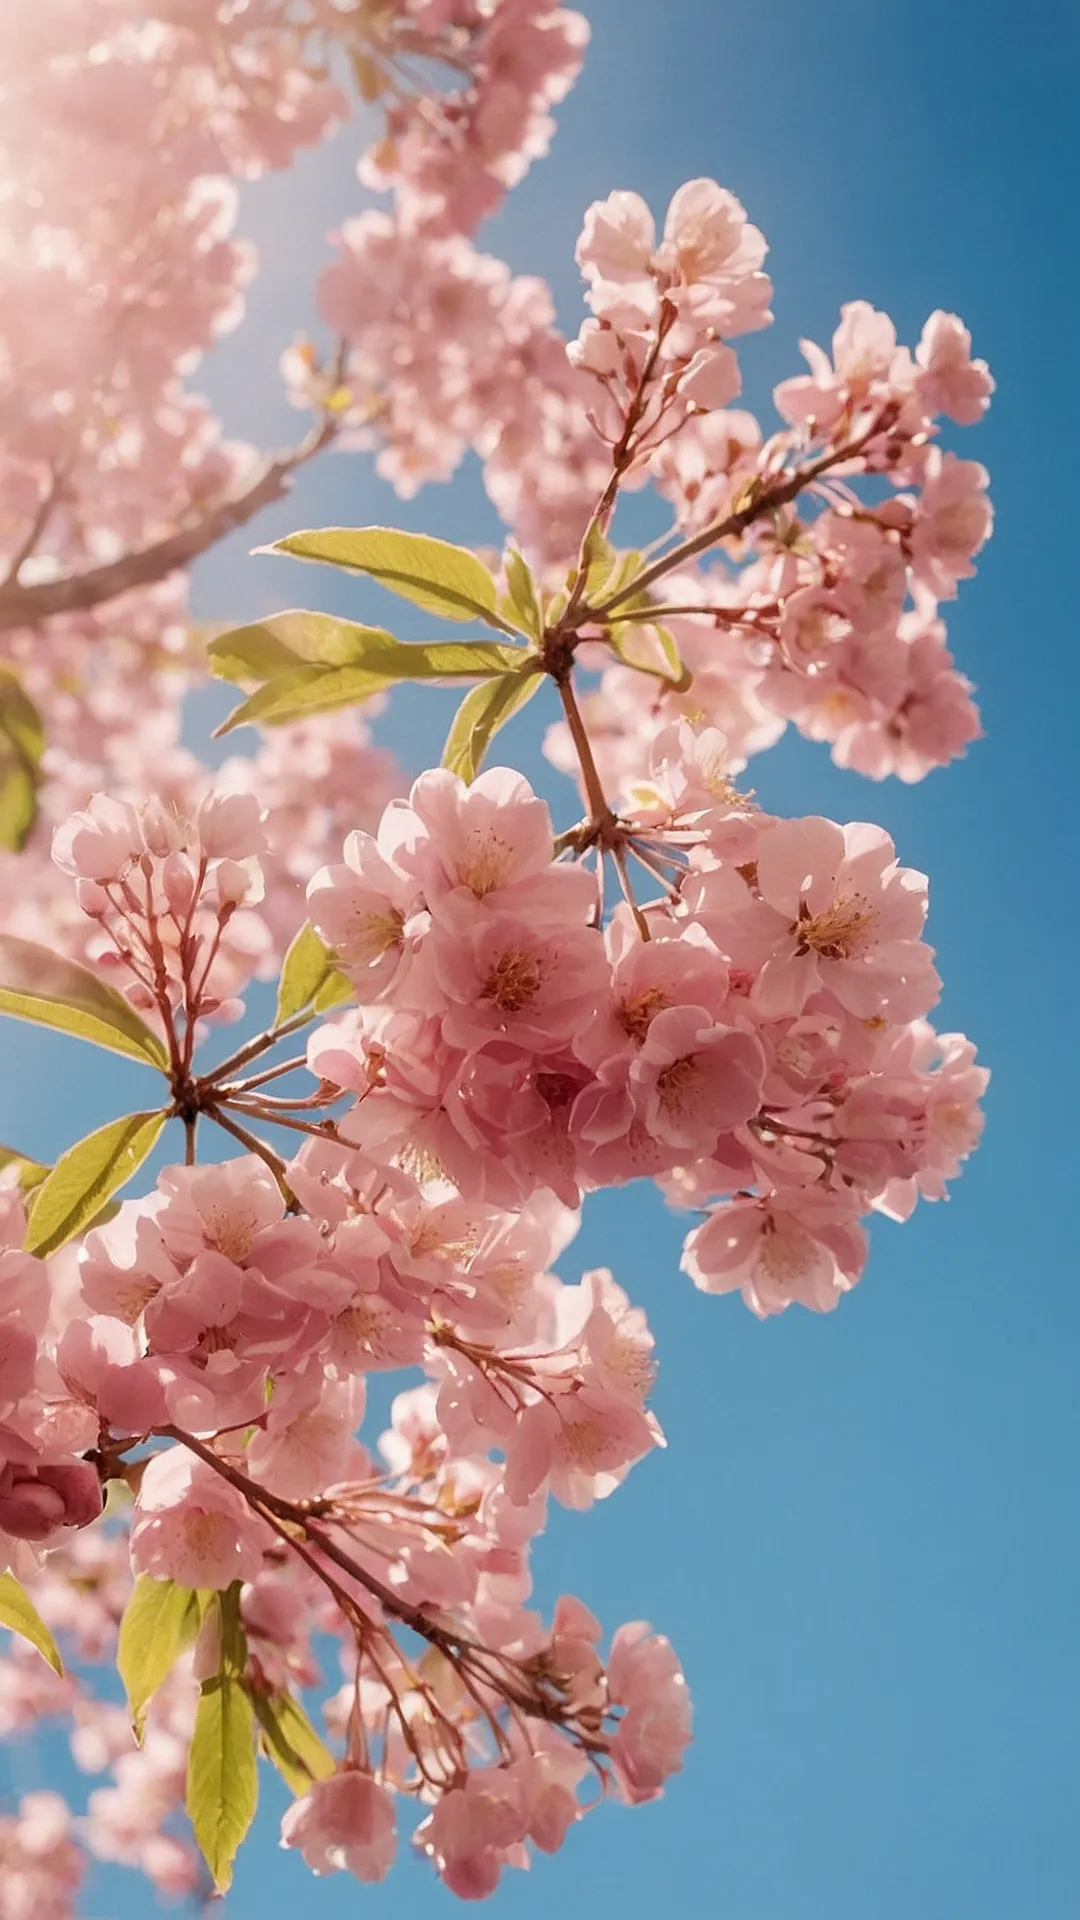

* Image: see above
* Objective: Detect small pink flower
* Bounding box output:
[682,1192,868,1317]
[914,311,994,425]
[130,1450,269,1589]
[607,1621,692,1802]
[281,1770,396,1882]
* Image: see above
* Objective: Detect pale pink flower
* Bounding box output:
[914,311,994,425]
[607,1621,692,1802]
[425,907,609,1052]
[683,1192,869,1316]
[130,1449,269,1589]
[909,450,993,599]
[281,1770,396,1882]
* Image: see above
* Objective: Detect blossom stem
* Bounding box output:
[588,424,883,620]
[556,675,613,833]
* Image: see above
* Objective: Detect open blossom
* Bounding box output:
[682,1193,869,1317]
[914,311,995,425]
[576,178,772,336]
[607,1622,693,1802]
[130,1449,270,1589]
[689,815,939,1023]
[281,1770,396,1882]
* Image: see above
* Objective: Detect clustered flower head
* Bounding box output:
[306,760,984,1317]
[52,791,271,1031]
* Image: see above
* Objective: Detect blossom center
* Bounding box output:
[202,1205,260,1262]
[755,1220,815,1285]
[616,986,670,1043]
[796,894,876,961]
[458,830,516,896]
[482,948,544,1014]
[655,1054,703,1114]
[355,906,404,956]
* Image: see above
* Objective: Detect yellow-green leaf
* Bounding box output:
[261,527,504,626]
[0,1141,49,1191]
[187,1674,258,1891]
[187,1588,257,1893]
[0,669,44,852]
[117,1576,204,1739]
[215,662,403,734]
[208,610,401,684]
[499,548,543,643]
[0,937,169,1071]
[214,637,526,736]
[608,621,691,690]
[441,669,544,783]
[275,923,336,1025]
[0,1573,63,1675]
[251,1689,337,1796]
[313,967,353,1013]
[24,1109,168,1256]
[581,525,618,598]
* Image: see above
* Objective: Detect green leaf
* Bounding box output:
[251,1690,336,1796]
[0,937,170,1071]
[499,548,543,643]
[187,1588,258,1893]
[188,1675,258,1891]
[261,527,504,626]
[441,669,544,784]
[0,669,44,852]
[581,525,619,598]
[208,610,402,683]
[117,1576,204,1739]
[0,1573,63,1675]
[214,637,527,736]
[0,1141,49,1191]
[608,621,691,690]
[313,967,353,1013]
[275,923,336,1025]
[24,1109,168,1256]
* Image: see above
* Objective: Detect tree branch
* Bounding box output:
[587,426,881,621]
[0,414,338,634]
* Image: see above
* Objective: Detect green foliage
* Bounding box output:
[0,936,169,1070]
[275,922,337,1025]
[0,1141,49,1190]
[441,668,544,783]
[24,1110,168,1256]
[186,1586,258,1893]
[208,608,402,682]
[607,621,691,690]
[499,547,544,643]
[209,609,527,735]
[251,1689,337,1796]
[0,669,44,852]
[117,1576,206,1740]
[260,526,508,627]
[0,1573,63,1675]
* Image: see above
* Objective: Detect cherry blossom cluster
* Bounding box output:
[0,1142,688,1902]
[0,1189,101,1577]
[0,2,994,1911]
[52,790,272,1034]
[306,759,985,1314]
[356,0,589,235]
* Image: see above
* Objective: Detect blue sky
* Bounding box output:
[3,2,1079,1914]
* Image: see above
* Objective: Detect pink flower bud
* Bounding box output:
[162,853,198,917]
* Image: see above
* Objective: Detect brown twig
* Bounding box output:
[0,413,338,633]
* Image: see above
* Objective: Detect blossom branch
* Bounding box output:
[0,411,340,634]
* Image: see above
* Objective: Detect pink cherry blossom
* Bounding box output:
[281,1770,396,1882]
